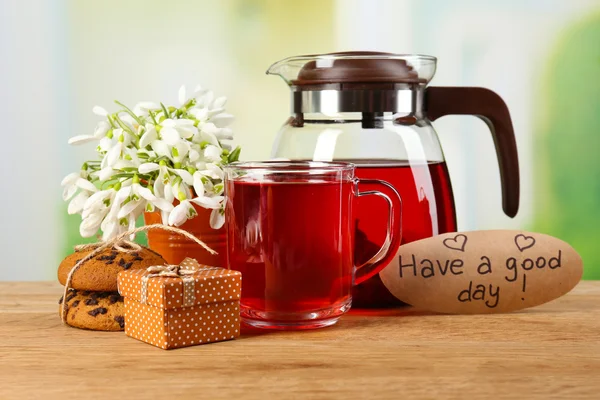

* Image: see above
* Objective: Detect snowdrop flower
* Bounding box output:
[64,84,239,240]
[159,118,197,146]
[93,106,108,116]
[168,195,223,227]
[210,207,225,229]
[68,121,111,145]
[133,102,160,117]
[61,170,97,201]
[102,128,131,168]
[195,163,224,180]
[204,145,223,162]
[77,189,116,237]
[116,176,174,219]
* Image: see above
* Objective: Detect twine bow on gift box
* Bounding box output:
[140,260,221,307]
[60,224,217,324]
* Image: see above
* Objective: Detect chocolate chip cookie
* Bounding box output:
[59,289,126,331]
[58,246,166,292]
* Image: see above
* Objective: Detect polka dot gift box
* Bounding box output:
[117,257,241,350]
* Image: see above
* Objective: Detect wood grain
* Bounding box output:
[1,281,599,399]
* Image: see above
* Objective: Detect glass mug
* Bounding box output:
[223,161,402,329]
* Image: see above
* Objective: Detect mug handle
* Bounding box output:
[353,178,402,285]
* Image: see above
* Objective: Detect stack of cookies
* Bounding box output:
[58,246,166,331]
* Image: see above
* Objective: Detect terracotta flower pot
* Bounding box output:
[144,203,227,267]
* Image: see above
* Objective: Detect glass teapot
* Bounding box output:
[267,52,519,307]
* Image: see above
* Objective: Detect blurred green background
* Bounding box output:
[534,13,600,279]
[1,0,598,280]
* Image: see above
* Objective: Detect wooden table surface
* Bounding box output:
[1,281,599,399]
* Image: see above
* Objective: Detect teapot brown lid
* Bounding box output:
[292,51,425,87]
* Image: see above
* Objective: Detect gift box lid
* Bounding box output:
[117,258,241,310]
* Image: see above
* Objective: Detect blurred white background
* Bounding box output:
[1,0,598,280]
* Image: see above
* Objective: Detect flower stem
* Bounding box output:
[160,102,170,119]
[114,100,144,126]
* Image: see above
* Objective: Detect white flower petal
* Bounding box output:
[61,172,80,187]
[62,184,78,201]
[173,141,190,161]
[164,181,174,203]
[176,119,195,126]
[204,91,214,106]
[177,125,197,139]
[139,126,158,148]
[207,108,225,118]
[153,176,165,198]
[189,107,208,121]
[206,163,225,179]
[126,148,141,167]
[193,85,207,98]
[101,218,118,241]
[80,210,105,237]
[210,208,225,229]
[153,198,174,212]
[128,214,137,234]
[199,130,220,148]
[178,85,186,105]
[190,195,223,209]
[76,178,97,193]
[136,185,157,202]
[189,149,200,162]
[161,119,176,128]
[161,127,181,146]
[98,136,112,152]
[106,144,122,166]
[173,169,193,185]
[68,191,89,215]
[168,202,190,226]
[211,113,234,128]
[193,172,205,197]
[200,122,219,135]
[93,106,108,116]
[94,121,110,138]
[114,186,132,206]
[68,135,97,145]
[80,219,101,238]
[84,190,112,210]
[83,202,108,220]
[204,145,223,162]
[215,128,233,141]
[160,209,170,225]
[150,140,171,158]
[135,101,160,111]
[117,199,140,219]
[212,96,227,109]
[138,162,161,174]
[95,167,115,181]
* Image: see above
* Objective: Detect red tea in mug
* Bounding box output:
[226,179,354,321]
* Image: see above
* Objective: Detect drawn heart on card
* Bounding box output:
[442,234,467,252]
[515,234,536,252]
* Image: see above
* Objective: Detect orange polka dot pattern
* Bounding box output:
[117,262,242,350]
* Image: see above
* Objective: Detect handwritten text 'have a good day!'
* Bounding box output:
[379,231,583,314]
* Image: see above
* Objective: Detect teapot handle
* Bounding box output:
[426,86,520,218]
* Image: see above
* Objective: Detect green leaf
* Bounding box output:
[160,102,170,119]
[114,100,143,125]
[148,110,158,125]
[114,114,134,135]
[228,146,241,163]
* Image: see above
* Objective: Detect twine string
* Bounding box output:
[60,224,216,324]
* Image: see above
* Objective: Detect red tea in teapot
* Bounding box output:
[352,160,457,307]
